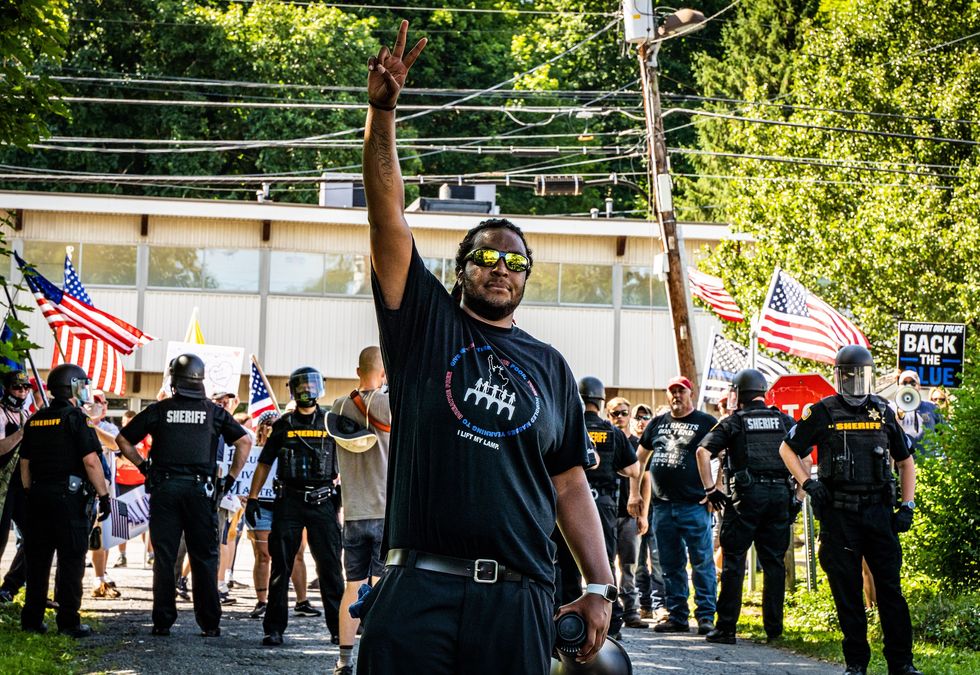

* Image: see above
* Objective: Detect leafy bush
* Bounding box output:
[905,579,980,651]
[903,367,980,592]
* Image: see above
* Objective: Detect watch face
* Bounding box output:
[603,584,618,602]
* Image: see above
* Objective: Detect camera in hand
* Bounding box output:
[550,612,633,675]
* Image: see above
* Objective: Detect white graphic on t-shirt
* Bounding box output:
[464,354,516,420]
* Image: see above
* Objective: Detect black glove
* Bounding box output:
[802,478,830,518]
[97,494,112,522]
[893,505,914,533]
[704,487,728,509]
[245,499,261,529]
[137,458,151,477]
[221,474,236,496]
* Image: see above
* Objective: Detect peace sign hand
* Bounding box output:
[367,20,427,110]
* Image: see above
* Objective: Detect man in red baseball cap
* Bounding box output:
[628,374,718,635]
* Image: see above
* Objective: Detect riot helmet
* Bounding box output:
[48,363,91,403]
[170,353,206,399]
[578,376,605,408]
[834,345,874,406]
[2,369,30,410]
[288,366,324,408]
[732,368,768,406]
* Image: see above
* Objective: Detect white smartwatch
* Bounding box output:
[585,583,618,603]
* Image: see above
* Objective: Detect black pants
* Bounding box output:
[148,478,220,631]
[593,495,624,632]
[21,484,89,631]
[551,527,581,606]
[818,501,913,670]
[357,562,555,675]
[263,491,344,637]
[715,482,792,636]
[0,473,28,594]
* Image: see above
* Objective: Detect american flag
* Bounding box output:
[758,269,869,365]
[688,267,745,323]
[701,333,791,405]
[109,498,130,541]
[248,356,279,423]
[52,253,127,395]
[16,252,154,355]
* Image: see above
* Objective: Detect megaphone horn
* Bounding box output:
[896,385,921,413]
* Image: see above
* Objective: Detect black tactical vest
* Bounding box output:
[818,396,892,489]
[149,397,217,470]
[23,402,87,482]
[585,417,619,497]
[732,407,790,476]
[275,408,336,486]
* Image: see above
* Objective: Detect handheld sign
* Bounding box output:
[897,322,966,388]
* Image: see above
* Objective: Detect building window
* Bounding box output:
[21,240,73,282]
[422,257,455,292]
[324,253,370,296]
[560,263,613,305]
[623,266,668,307]
[21,241,137,287]
[524,262,559,304]
[203,249,260,292]
[148,247,204,288]
[81,244,137,286]
[270,251,324,294]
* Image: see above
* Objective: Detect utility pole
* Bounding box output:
[638,37,699,394]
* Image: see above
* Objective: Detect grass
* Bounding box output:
[0,592,104,674]
[736,583,980,675]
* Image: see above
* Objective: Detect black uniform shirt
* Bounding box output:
[584,411,636,496]
[258,408,336,485]
[121,396,245,476]
[20,399,101,482]
[701,400,796,459]
[784,394,910,462]
[372,244,591,587]
[640,409,716,503]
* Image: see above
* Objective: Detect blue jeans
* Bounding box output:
[651,500,717,622]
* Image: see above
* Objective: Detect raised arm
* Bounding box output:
[363,19,427,310]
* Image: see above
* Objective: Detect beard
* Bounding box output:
[461,272,524,322]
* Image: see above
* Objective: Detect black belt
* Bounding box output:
[753,475,791,485]
[386,548,525,584]
[153,471,211,483]
[280,484,334,505]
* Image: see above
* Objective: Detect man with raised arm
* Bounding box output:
[357,20,614,675]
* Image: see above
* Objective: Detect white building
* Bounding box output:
[1,190,742,408]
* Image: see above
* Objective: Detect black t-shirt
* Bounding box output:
[640,409,716,503]
[20,399,101,482]
[372,244,590,587]
[120,396,245,476]
[700,400,796,459]
[784,394,911,461]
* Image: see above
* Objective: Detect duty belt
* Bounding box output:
[752,475,791,485]
[386,548,526,584]
[831,490,887,512]
[280,483,334,505]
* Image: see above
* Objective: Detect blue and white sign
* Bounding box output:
[897,321,966,388]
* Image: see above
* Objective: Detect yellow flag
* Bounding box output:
[184,307,205,344]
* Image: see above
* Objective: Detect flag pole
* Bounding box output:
[0,278,49,407]
[696,327,716,412]
[750,312,760,369]
[251,354,280,411]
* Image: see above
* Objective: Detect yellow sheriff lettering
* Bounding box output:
[29,418,60,427]
[286,430,328,438]
[588,430,609,445]
[834,422,882,431]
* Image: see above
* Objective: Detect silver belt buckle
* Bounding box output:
[473,559,498,583]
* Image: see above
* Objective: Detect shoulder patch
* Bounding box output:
[801,404,812,421]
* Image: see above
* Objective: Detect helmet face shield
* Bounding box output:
[835,364,873,405]
[289,372,323,407]
[72,377,93,404]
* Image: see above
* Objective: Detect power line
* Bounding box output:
[672,172,955,191]
[670,109,980,147]
[226,1,618,16]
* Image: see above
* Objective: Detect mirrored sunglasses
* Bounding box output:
[609,410,630,418]
[465,248,531,273]
[8,384,30,391]
[634,414,652,421]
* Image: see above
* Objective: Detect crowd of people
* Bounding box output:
[0,18,943,675]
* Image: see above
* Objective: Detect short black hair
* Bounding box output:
[452,218,533,281]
